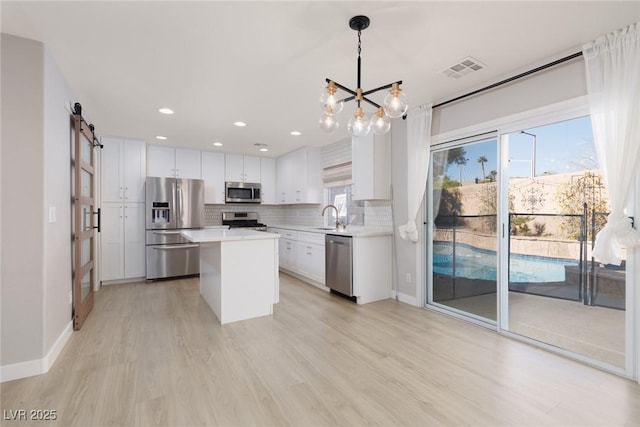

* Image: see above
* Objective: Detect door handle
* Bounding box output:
[153,230,182,235]
[92,208,101,233]
[153,244,199,250]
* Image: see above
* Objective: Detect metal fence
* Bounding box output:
[433,205,627,310]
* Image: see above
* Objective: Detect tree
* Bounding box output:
[477,155,488,180]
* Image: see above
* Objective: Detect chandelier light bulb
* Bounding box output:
[319,81,344,115]
[347,107,371,137]
[370,107,391,135]
[383,83,408,118]
[319,113,339,133]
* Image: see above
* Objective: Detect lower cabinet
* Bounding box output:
[101,202,146,282]
[270,228,325,287]
[296,232,325,284]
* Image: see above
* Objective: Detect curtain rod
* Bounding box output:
[432,51,583,109]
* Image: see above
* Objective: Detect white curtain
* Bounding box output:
[583,22,640,265]
[399,104,433,242]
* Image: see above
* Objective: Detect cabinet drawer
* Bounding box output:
[269,228,298,240]
[281,230,298,240]
[297,231,325,245]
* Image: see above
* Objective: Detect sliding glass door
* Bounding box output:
[429,137,498,323]
[504,116,626,369]
[427,114,629,372]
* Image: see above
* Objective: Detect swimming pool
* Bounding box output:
[433,241,578,283]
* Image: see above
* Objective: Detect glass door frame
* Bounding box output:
[424,97,637,379]
[425,132,499,328]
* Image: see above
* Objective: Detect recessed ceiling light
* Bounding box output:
[233,121,247,127]
[290,131,302,136]
[155,136,167,140]
[259,148,269,152]
[213,142,223,147]
[158,108,174,115]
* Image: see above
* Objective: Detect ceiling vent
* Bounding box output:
[442,56,485,79]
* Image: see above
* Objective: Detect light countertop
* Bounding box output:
[181,228,280,243]
[267,224,392,237]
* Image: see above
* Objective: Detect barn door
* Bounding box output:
[72,105,101,330]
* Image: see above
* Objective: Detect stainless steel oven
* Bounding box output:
[225,182,261,203]
[222,211,267,231]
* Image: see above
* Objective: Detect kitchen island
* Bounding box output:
[181,229,280,324]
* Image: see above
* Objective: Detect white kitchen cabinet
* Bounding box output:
[260,157,276,204]
[276,147,322,204]
[147,145,201,179]
[280,237,298,271]
[352,235,392,304]
[270,228,297,271]
[296,232,325,284]
[175,148,202,179]
[225,154,261,183]
[101,137,146,203]
[201,151,226,204]
[352,132,391,200]
[101,202,146,282]
[269,228,325,287]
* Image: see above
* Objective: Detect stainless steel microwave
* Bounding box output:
[225,181,262,203]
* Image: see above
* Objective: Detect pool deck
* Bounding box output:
[436,291,625,368]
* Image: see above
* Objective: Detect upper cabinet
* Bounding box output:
[201,151,226,204]
[147,145,201,179]
[260,157,276,204]
[101,137,146,203]
[352,132,391,200]
[276,147,322,204]
[225,154,261,183]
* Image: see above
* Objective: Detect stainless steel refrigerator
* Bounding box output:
[145,177,204,280]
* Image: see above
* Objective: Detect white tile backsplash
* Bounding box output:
[204,204,286,226]
[364,200,393,228]
[206,201,392,229]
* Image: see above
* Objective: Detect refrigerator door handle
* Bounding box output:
[153,230,182,235]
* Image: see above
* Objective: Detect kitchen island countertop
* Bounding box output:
[181,228,280,243]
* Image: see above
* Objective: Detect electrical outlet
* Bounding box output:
[406,273,412,283]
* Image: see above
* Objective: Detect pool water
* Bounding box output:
[433,241,578,283]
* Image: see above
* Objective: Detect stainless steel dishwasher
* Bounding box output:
[325,234,353,297]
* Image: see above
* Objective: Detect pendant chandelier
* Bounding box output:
[319,15,408,137]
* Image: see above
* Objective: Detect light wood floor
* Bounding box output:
[2,274,639,426]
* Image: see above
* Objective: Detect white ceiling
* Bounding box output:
[2,1,639,157]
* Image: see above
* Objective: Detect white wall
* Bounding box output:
[43,47,74,354]
[1,34,46,368]
[432,56,586,136]
[1,34,74,381]
[390,119,420,303]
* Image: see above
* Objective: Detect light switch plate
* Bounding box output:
[48,206,57,223]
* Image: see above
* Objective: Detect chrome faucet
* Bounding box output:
[321,204,346,231]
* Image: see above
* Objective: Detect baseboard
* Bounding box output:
[279,269,330,292]
[396,292,419,307]
[1,321,72,383]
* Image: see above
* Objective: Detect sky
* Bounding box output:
[443,115,598,182]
